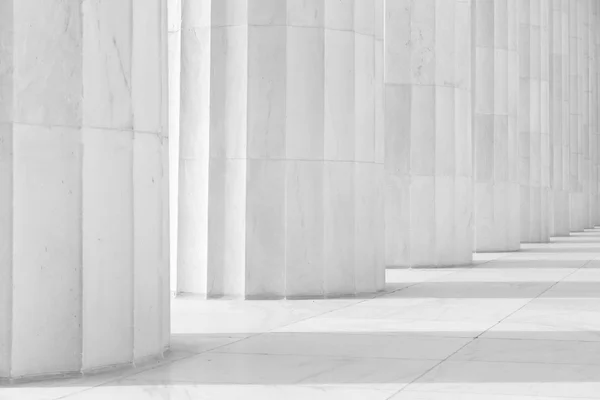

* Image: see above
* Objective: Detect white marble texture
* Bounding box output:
[168,0,181,294]
[591,1,600,227]
[384,0,473,267]
[581,0,592,229]
[5,229,600,399]
[519,0,552,243]
[570,0,586,232]
[0,0,169,381]
[473,0,521,252]
[175,0,385,298]
[549,0,571,236]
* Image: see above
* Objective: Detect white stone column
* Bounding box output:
[588,0,598,227]
[581,0,592,228]
[561,0,572,231]
[519,0,551,243]
[570,0,585,231]
[168,0,181,294]
[385,0,473,267]
[473,0,520,252]
[549,0,570,236]
[176,0,210,294]
[0,0,169,380]
[594,0,600,226]
[176,1,385,298]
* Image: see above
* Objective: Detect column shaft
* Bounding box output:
[519,0,551,243]
[176,1,385,298]
[385,0,473,267]
[0,0,169,380]
[473,0,521,252]
[549,0,570,236]
[168,0,181,294]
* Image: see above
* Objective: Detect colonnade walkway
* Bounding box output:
[5,230,600,399]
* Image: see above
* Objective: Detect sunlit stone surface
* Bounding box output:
[549,0,571,236]
[176,0,385,298]
[384,0,473,267]
[473,0,521,252]
[593,0,600,227]
[168,0,182,294]
[519,0,551,243]
[570,0,586,231]
[0,0,169,380]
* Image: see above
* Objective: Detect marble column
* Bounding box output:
[581,0,592,229]
[549,0,571,236]
[473,0,520,252]
[594,0,600,226]
[519,0,551,243]
[176,0,209,294]
[570,0,585,231]
[176,1,385,298]
[587,0,598,227]
[0,0,169,380]
[385,0,473,267]
[168,0,181,293]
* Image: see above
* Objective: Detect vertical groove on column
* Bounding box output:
[177,0,211,295]
[385,0,473,267]
[541,0,551,242]
[0,0,15,379]
[550,0,570,236]
[595,0,600,226]
[167,0,182,295]
[473,0,521,252]
[582,0,591,228]
[519,0,550,243]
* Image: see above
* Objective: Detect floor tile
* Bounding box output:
[117,352,438,387]
[405,360,600,398]
[211,332,470,361]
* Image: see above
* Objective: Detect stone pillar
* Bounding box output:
[594,0,600,226]
[0,0,169,381]
[581,0,592,229]
[176,0,209,294]
[473,0,520,252]
[385,0,473,267]
[176,1,385,298]
[570,0,585,231]
[549,0,570,236]
[168,0,181,293]
[519,0,551,243]
[588,0,598,227]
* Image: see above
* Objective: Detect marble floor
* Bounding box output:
[4,230,600,399]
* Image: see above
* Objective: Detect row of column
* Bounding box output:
[170,0,600,299]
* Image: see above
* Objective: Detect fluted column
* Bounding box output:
[385,0,473,267]
[168,0,181,293]
[473,0,520,252]
[588,0,598,227]
[519,0,551,243]
[549,0,570,236]
[0,0,169,380]
[570,0,585,231]
[176,1,385,298]
[582,0,592,228]
[594,0,600,226]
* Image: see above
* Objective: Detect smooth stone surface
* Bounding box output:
[175,0,385,298]
[473,0,521,252]
[6,228,600,398]
[0,0,169,380]
[384,0,474,267]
